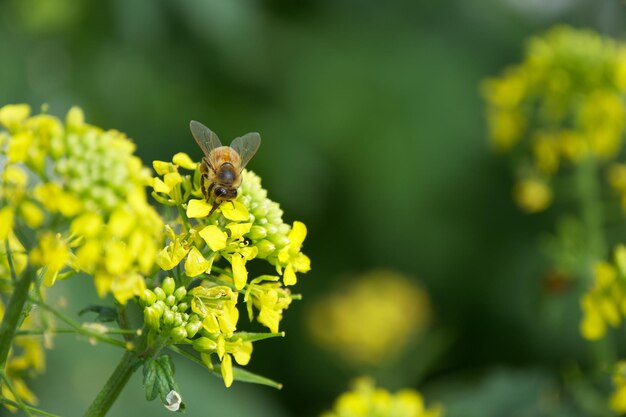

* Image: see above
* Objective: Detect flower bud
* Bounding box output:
[185,321,202,338]
[162,277,176,295]
[177,302,189,313]
[174,286,187,301]
[192,337,217,352]
[152,300,165,315]
[162,309,175,326]
[165,294,177,307]
[255,239,276,258]
[248,225,267,240]
[144,306,161,329]
[173,312,184,327]
[154,287,166,301]
[142,289,157,306]
[170,326,188,343]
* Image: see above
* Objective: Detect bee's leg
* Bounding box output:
[204,180,215,202]
[209,201,220,217]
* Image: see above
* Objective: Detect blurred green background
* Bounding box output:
[2,0,626,416]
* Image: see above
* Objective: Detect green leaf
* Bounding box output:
[231,331,285,342]
[78,305,118,323]
[214,364,283,389]
[142,355,187,412]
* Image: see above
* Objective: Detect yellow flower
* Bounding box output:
[513,179,552,213]
[308,270,431,366]
[277,221,310,286]
[29,232,71,286]
[323,378,442,417]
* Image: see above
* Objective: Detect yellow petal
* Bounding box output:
[19,201,44,229]
[187,199,212,218]
[75,239,102,272]
[153,177,170,193]
[105,240,131,275]
[0,104,31,129]
[111,273,146,304]
[226,222,252,240]
[185,246,211,277]
[152,160,173,176]
[164,172,182,190]
[289,221,307,249]
[71,212,103,238]
[94,272,113,298]
[221,353,234,388]
[220,200,249,221]
[108,208,135,238]
[172,152,198,170]
[7,131,33,163]
[292,253,311,273]
[57,192,83,217]
[283,263,297,286]
[231,253,248,290]
[199,225,228,251]
[581,310,606,340]
[232,341,253,365]
[0,207,14,240]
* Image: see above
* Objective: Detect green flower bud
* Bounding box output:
[177,302,189,313]
[170,326,188,343]
[248,225,267,240]
[152,300,165,315]
[185,321,202,338]
[173,312,184,327]
[165,294,177,307]
[154,287,166,301]
[255,239,276,258]
[162,309,175,326]
[162,277,176,295]
[144,306,161,329]
[174,286,187,301]
[192,337,217,352]
[141,289,157,307]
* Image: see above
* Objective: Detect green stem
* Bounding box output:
[83,335,168,417]
[576,156,607,275]
[34,298,127,348]
[82,349,142,417]
[0,398,61,417]
[0,370,33,416]
[0,263,36,370]
[576,157,615,370]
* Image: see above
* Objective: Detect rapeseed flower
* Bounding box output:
[483,26,626,212]
[147,149,309,387]
[322,378,442,417]
[308,270,430,366]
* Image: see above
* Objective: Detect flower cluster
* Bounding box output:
[0,104,163,302]
[308,270,430,366]
[482,26,626,212]
[579,245,626,341]
[148,153,310,386]
[321,378,442,417]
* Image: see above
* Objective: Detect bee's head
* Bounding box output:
[214,186,237,200]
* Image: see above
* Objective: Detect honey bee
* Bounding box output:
[190,120,261,215]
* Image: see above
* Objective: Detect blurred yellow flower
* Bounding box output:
[322,378,442,417]
[513,179,553,213]
[308,270,431,366]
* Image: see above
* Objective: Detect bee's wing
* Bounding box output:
[190,120,222,158]
[230,132,261,171]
